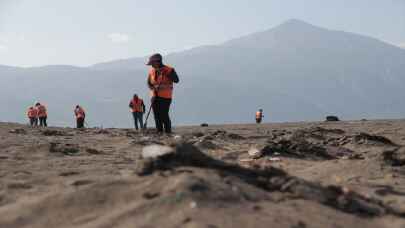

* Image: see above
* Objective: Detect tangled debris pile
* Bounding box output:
[136,142,404,217]
[352,133,397,146]
[383,147,405,166]
[248,127,398,160]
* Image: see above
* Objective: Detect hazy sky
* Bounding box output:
[0,0,404,67]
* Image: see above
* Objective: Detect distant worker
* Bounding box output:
[35,102,48,127]
[129,94,145,130]
[74,105,86,128]
[27,106,38,127]
[256,109,263,124]
[146,53,179,134]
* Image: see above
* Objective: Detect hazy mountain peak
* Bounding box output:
[222,19,324,48]
[278,19,314,27]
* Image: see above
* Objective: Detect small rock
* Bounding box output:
[200,123,209,127]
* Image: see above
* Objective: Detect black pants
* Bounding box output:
[256,118,262,124]
[29,118,38,126]
[132,112,144,130]
[77,117,85,128]
[152,97,172,133]
[39,117,47,127]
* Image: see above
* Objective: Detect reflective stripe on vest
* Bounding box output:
[148,66,174,99]
[131,99,144,112]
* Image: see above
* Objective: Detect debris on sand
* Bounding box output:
[134,142,402,217]
[383,147,405,166]
[227,133,245,140]
[194,138,219,150]
[9,128,26,134]
[42,129,67,136]
[262,139,351,160]
[248,147,264,159]
[86,148,103,155]
[326,116,340,121]
[209,130,245,140]
[192,132,205,138]
[96,129,110,134]
[353,133,396,146]
[246,127,356,160]
[201,123,209,127]
[49,142,80,155]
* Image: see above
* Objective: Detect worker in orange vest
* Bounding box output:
[27,106,38,127]
[146,53,179,134]
[35,102,48,127]
[74,105,86,128]
[129,94,145,130]
[256,109,263,124]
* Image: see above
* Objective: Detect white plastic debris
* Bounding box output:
[190,201,197,209]
[142,145,174,159]
[173,135,182,140]
[248,147,264,159]
[268,157,281,162]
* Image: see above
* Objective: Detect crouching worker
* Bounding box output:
[27,106,38,127]
[129,94,145,130]
[74,105,86,128]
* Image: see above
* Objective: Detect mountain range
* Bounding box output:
[1,19,405,127]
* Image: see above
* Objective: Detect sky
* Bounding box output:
[0,0,404,67]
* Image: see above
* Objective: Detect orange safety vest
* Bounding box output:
[27,108,37,118]
[37,105,47,117]
[75,107,85,119]
[130,98,144,113]
[256,111,262,119]
[148,66,174,99]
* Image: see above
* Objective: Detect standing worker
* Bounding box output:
[36,102,48,127]
[256,109,263,124]
[27,106,38,127]
[74,105,86,128]
[146,53,179,134]
[129,94,145,130]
